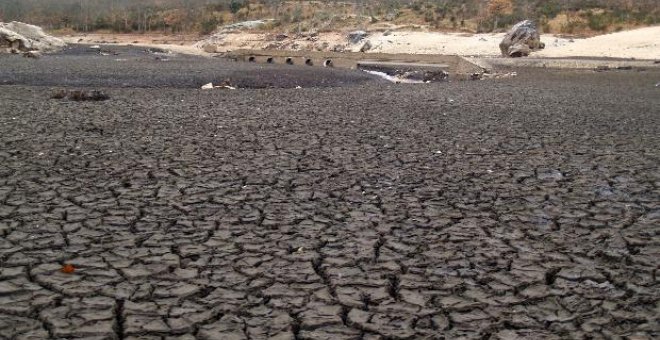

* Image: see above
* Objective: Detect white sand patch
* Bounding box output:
[534,26,660,59]
[365,26,659,59]
[63,25,660,60]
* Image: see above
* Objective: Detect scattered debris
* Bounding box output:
[51,89,110,101]
[89,45,101,50]
[0,21,66,54]
[500,20,545,57]
[50,89,67,99]
[60,264,75,274]
[401,70,449,82]
[480,71,517,79]
[146,47,168,54]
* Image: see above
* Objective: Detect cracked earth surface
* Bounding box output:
[0,50,659,339]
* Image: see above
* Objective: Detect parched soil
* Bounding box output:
[0,46,659,339]
[0,45,381,89]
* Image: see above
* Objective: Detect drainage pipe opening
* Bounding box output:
[286,57,294,65]
[266,57,274,64]
[324,59,333,67]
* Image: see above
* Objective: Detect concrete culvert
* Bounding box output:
[248,56,256,62]
[266,57,274,64]
[286,57,294,65]
[305,58,313,66]
[324,59,333,67]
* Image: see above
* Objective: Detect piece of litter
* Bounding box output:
[487,169,494,173]
[295,86,302,89]
[60,264,75,274]
[202,82,236,90]
[435,151,442,154]
[362,70,426,84]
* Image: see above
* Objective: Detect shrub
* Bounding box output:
[199,16,221,35]
[229,0,245,15]
[424,10,435,23]
[585,12,609,31]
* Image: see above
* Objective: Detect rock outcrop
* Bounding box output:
[347,30,368,44]
[0,21,66,54]
[499,20,545,57]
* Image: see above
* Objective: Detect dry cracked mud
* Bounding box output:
[0,46,659,339]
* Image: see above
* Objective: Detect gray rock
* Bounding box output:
[499,20,545,57]
[348,30,368,44]
[359,40,373,52]
[221,20,274,32]
[0,21,66,54]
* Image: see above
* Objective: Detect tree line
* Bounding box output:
[0,0,657,34]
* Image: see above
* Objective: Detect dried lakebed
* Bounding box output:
[0,47,659,339]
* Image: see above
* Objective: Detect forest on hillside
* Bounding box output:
[1,0,658,35]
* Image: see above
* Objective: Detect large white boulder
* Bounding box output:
[499,20,545,57]
[0,21,66,53]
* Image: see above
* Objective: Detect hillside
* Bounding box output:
[1,0,659,36]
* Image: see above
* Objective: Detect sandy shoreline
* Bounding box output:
[60,25,660,60]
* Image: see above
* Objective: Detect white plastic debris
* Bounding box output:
[90,45,100,49]
[202,82,236,90]
[362,70,426,84]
